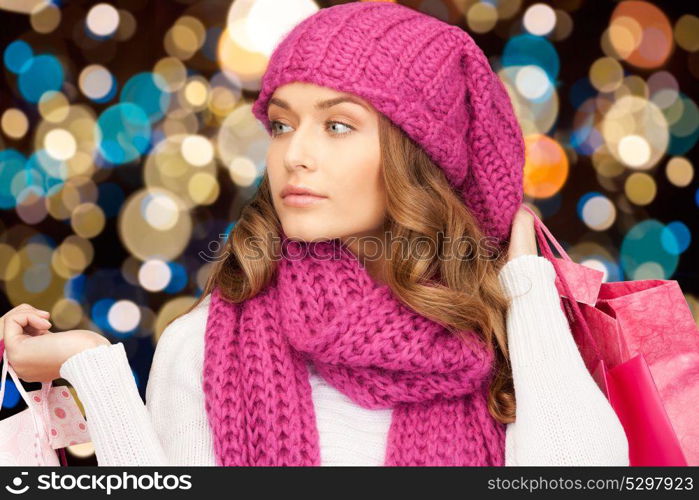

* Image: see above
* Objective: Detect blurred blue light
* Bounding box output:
[91,298,115,333]
[64,274,87,302]
[17,54,64,103]
[96,102,151,165]
[620,219,678,279]
[120,72,170,123]
[503,34,560,81]
[3,40,33,74]
[27,149,66,194]
[661,221,691,255]
[164,262,188,293]
[0,149,26,209]
[1,379,21,409]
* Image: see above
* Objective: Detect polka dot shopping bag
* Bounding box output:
[0,339,90,466]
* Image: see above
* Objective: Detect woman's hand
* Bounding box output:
[507,204,538,261]
[1,304,111,383]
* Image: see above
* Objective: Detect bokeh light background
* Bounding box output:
[1,0,698,464]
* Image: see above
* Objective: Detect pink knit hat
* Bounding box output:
[251,1,525,245]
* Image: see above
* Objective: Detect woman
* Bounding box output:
[0,2,629,466]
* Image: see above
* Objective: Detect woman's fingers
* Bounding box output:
[15,304,50,317]
[1,305,51,342]
[3,311,52,343]
[508,206,538,260]
[2,304,50,321]
[24,323,51,336]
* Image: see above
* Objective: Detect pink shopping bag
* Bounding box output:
[0,339,90,466]
[591,355,688,466]
[521,204,697,466]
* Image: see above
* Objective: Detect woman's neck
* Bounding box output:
[341,230,389,286]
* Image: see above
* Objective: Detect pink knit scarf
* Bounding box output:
[202,236,506,466]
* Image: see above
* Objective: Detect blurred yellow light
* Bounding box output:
[217,26,268,85]
[188,172,219,205]
[0,244,21,281]
[216,103,268,179]
[30,2,60,34]
[551,9,574,42]
[1,108,29,139]
[618,135,650,168]
[608,15,642,59]
[625,171,656,205]
[143,192,179,231]
[153,57,187,92]
[602,95,668,170]
[229,0,319,56]
[44,128,77,161]
[674,14,699,52]
[70,202,106,239]
[181,135,214,167]
[589,57,624,93]
[51,297,83,330]
[229,157,258,187]
[184,79,209,108]
[38,91,70,123]
[153,296,198,343]
[494,0,522,20]
[666,157,694,187]
[54,234,94,276]
[209,86,238,117]
[115,9,137,41]
[467,2,498,34]
[118,188,192,261]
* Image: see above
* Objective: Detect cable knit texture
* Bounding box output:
[203,236,506,466]
[58,255,630,466]
[250,2,525,245]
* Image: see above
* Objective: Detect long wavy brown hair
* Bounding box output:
[172,112,517,425]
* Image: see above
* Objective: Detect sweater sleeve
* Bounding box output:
[498,254,629,466]
[58,295,216,466]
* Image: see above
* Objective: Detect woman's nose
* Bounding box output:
[283,125,317,172]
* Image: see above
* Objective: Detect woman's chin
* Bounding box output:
[280,224,334,244]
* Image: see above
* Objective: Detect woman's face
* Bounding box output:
[265,82,385,248]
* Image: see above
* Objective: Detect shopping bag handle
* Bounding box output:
[0,339,68,466]
[520,205,574,262]
[518,205,602,362]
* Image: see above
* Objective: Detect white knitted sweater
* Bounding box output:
[59,254,630,466]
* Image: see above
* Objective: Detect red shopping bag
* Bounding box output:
[521,204,697,466]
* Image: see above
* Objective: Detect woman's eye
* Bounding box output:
[268,120,354,137]
[269,120,290,136]
[327,121,353,135]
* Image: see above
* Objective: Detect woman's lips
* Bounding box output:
[281,194,328,208]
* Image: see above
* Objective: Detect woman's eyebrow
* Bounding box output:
[268,96,369,112]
